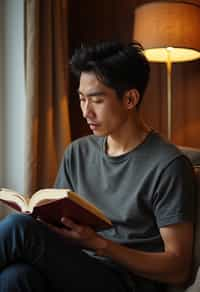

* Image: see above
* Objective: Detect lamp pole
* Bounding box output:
[166,48,172,140]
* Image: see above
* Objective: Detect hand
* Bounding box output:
[38,216,108,252]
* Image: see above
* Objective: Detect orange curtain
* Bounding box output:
[24,0,71,195]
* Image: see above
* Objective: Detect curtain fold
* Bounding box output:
[24,0,71,195]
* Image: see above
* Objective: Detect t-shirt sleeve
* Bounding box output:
[152,155,196,228]
[54,147,74,190]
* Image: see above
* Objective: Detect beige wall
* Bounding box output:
[0,0,26,193]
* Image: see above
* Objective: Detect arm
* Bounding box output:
[52,152,195,284]
[47,217,193,285]
[98,222,194,284]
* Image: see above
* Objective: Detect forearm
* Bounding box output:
[56,217,193,284]
[96,239,191,284]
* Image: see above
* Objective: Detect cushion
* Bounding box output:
[179,148,200,277]
[179,146,200,166]
[167,147,200,292]
[192,167,200,276]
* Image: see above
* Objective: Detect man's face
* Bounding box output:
[78,72,129,136]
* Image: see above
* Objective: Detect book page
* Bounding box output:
[28,188,70,212]
[0,188,28,212]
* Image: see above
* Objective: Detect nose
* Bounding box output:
[82,100,94,119]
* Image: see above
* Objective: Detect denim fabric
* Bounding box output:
[0,263,47,291]
[0,213,130,292]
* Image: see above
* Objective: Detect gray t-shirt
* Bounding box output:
[55,131,195,290]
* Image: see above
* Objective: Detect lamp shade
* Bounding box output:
[133,1,200,62]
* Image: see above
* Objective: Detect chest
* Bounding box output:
[71,154,159,224]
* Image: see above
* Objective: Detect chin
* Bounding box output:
[92,129,108,137]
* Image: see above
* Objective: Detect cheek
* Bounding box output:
[94,105,107,117]
[107,104,125,119]
[96,102,125,123]
[103,109,124,127]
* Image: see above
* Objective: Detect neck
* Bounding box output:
[106,113,151,157]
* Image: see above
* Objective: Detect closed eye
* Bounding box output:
[79,97,86,103]
[91,97,104,103]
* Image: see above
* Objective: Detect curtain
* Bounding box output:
[24,0,71,195]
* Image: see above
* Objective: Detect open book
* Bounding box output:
[0,188,112,230]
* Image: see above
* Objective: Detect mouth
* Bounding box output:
[88,123,99,130]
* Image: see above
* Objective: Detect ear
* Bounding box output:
[124,89,140,110]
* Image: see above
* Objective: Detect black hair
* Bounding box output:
[70,41,150,108]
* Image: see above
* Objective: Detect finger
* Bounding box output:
[36,217,63,234]
[36,216,45,224]
[61,217,82,231]
[61,217,88,239]
[61,228,81,239]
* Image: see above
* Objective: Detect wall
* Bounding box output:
[68,0,135,139]
[0,1,5,217]
[0,1,5,186]
[1,0,26,193]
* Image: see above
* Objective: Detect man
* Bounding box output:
[0,41,195,292]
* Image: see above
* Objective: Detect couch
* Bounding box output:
[167,146,200,292]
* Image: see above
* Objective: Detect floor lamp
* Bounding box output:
[133,1,200,140]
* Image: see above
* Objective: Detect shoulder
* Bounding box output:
[136,131,195,183]
[145,131,188,169]
[151,134,195,206]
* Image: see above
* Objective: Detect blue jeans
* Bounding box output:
[0,213,131,292]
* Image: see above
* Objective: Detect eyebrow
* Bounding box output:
[77,89,105,97]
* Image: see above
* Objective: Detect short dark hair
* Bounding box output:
[70,41,150,108]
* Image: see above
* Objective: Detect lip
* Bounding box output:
[88,123,99,130]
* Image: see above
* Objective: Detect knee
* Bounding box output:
[0,263,39,282]
[0,213,37,241]
[0,263,47,291]
[3,213,34,229]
